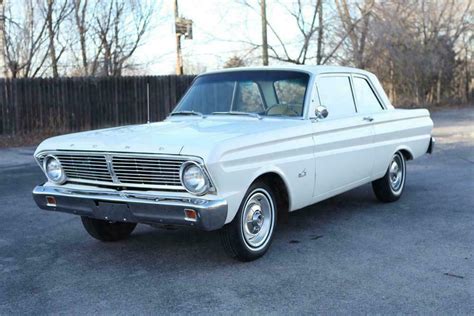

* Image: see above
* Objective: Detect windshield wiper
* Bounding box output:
[211,111,262,119]
[169,110,204,117]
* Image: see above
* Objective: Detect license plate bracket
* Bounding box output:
[94,202,132,222]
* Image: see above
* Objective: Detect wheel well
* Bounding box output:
[399,149,413,161]
[253,173,290,222]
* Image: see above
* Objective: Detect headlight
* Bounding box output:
[180,161,210,195]
[43,155,66,184]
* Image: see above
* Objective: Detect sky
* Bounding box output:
[134,0,308,75]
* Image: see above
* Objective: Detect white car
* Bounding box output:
[33,66,434,261]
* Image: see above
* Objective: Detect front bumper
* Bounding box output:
[32,185,228,231]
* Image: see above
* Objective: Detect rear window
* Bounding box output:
[353,77,383,113]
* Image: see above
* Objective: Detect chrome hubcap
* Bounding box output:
[248,206,264,234]
[242,191,274,249]
[389,155,403,191]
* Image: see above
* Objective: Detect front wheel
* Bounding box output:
[81,216,137,242]
[372,151,406,202]
[220,182,277,261]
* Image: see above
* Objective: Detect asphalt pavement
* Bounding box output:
[0,108,472,314]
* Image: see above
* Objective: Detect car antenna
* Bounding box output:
[147,82,151,124]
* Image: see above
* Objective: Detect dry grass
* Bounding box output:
[0,130,68,148]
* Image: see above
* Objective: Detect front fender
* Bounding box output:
[248,165,293,210]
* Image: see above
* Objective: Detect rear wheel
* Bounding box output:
[81,216,137,242]
[372,151,406,202]
[220,181,277,261]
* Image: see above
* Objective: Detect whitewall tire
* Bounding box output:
[220,181,277,261]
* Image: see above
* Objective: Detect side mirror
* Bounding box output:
[315,105,328,120]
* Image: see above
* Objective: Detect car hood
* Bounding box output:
[35,117,310,161]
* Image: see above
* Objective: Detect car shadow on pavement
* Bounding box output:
[60,184,381,269]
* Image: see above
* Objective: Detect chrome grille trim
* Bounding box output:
[36,151,198,191]
[112,155,183,186]
[55,153,112,182]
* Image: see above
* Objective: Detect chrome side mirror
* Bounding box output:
[315,105,328,120]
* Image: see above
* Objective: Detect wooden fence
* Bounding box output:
[0,75,196,136]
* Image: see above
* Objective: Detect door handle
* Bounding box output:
[363,116,374,122]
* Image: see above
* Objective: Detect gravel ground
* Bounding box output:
[0,108,472,314]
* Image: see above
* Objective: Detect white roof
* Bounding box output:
[203,65,375,77]
[202,65,393,109]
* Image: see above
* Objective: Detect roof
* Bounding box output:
[201,65,393,109]
[203,65,375,77]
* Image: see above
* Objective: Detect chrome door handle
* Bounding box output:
[363,116,374,122]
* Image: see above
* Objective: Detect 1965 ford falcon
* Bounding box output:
[33,66,434,261]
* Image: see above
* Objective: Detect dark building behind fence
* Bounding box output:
[0,75,196,136]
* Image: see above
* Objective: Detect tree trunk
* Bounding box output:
[74,0,88,76]
[436,69,442,104]
[260,0,268,66]
[316,0,323,65]
[46,0,58,78]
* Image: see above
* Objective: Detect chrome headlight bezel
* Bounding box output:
[43,155,67,184]
[179,161,213,195]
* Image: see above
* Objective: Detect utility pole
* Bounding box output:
[174,0,183,75]
[174,0,193,75]
[260,0,268,66]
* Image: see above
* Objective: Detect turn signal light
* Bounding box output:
[184,209,197,222]
[46,196,57,207]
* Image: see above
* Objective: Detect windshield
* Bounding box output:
[173,70,310,117]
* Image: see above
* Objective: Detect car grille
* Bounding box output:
[112,156,183,186]
[56,153,113,182]
[52,152,186,191]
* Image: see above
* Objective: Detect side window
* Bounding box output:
[234,81,264,113]
[274,79,306,105]
[353,77,383,113]
[316,76,356,119]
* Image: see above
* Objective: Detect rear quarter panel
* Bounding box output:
[372,108,433,179]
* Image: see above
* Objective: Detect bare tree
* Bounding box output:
[94,0,155,76]
[223,55,247,68]
[335,0,375,68]
[3,0,157,77]
[42,0,72,77]
[3,0,49,78]
[238,0,322,64]
[70,0,104,76]
[358,0,472,106]
[237,0,378,66]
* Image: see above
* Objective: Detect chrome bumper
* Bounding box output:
[32,185,228,231]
